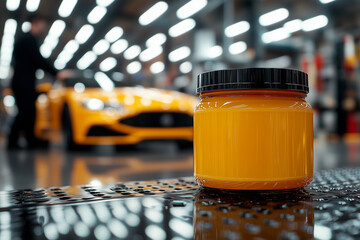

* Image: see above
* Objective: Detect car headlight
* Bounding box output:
[82,98,124,111]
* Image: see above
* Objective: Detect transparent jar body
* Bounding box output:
[194,89,313,190]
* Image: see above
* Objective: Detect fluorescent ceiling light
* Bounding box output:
[58,0,78,18]
[26,0,41,12]
[319,0,335,3]
[1,18,16,69]
[55,47,75,68]
[228,41,247,55]
[139,1,168,26]
[139,46,163,62]
[93,40,110,55]
[259,8,289,26]
[3,95,15,107]
[6,0,20,11]
[1,38,14,48]
[0,47,11,56]
[1,45,13,54]
[110,39,128,54]
[0,41,13,53]
[150,61,165,74]
[1,35,14,44]
[283,19,302,33]
[208,45,223,59]
[36,69,45,79]
[302,15,328,31]
[176,0,207,19]
[105,27,123,43]
[96,0,114,7]
[40,45,53,58]
[1,60,11,68]
[169,46,191,62]
[94,72,115,91]
[22,22,31,32]
[77,51,97,70]
[1,54,12,62]
[0,66,10,79]
[48,20,66,38]
[1,47,12,56]
[99,57,117,72]
[87,6,107,24]
[127,61,142,74]
[262,28,290,43]
[1,20,23,76]
[54,60,65,70]
[112,72,124,82]
[224,21,250,37]
[75,25,94,44]
[64,40,79,54]
[169,18,196,38]
[146,33,167,47]
[55,55,73,69]
[0,56,11,64]
[179,61,192,74]
[57,51,73,62]
[1,55,12,64]
[43,36,59,49]
[0,51,12,61]
[124,45,141,60]
[4,19,17,35]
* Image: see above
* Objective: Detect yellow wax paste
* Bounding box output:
[194,69,313,190]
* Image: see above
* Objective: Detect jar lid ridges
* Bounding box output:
[196,68,309,94]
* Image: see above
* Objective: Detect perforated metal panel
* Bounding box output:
[0,178,198,209]
[1,167,360,239]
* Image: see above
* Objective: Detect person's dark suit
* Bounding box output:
[8,32,58,149]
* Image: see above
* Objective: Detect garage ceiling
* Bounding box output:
[0,0,359,82]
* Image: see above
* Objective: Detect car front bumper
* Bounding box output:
[71,108,194,145]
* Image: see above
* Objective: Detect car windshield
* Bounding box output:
[64,71,126,88]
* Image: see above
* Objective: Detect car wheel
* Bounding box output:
[62,106,79,151]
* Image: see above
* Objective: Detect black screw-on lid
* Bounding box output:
[196,68,309,95]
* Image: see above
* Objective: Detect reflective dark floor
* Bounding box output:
[0,138,360,239]
[0,141,193,190]
[1,138,360,191]
[1,168,360,240]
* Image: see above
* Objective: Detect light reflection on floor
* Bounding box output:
[0,142,193,190]
[0,140,359,191]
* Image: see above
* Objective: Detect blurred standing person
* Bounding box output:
[7,14,69,149]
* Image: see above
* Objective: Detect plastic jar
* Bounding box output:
[194,68,313,190]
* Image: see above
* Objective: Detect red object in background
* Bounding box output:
[315,53,324,92]
[301,56,309,74]
[343,35,357,73]
[343,57,357,73]
[346,113,358,133]
[347,143,358,163]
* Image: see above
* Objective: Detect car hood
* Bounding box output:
[69,87,198,114]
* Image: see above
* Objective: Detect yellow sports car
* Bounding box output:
[34,71,197,149]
